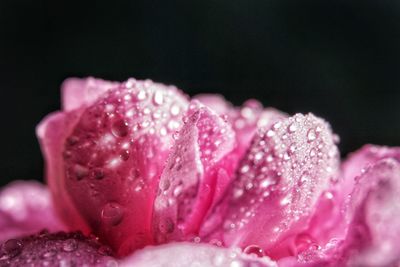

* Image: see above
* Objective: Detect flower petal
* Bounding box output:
[120,242,277,267]
[36,111,91,234]
[221,113,340,258]
[340,158,400,266]
[0,231,116,267]
[0,181,65,243]
[153,101,236,242]
[61,77,118,111]
[59,79,189,256]
[294,158,400,266]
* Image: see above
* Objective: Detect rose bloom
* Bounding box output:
[0,77,398,267]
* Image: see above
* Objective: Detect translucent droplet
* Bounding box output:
[170,104,181,116]
[137,90,147,100]
[243,245,265,257]
[266,130,275,137]
[93,168,105,180]
[158,217,175,234]
[120,150,130,161]
[63,239,78,252]
[111,120,128,137]
[288,123,297,133]
[101,202,124,226]
[307,129,317,142]
[294,233,316,254]
[240,165,250,174]
[153,91,164,105]
[74,164,89,180]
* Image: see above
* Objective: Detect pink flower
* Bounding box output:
[0,77,399,266]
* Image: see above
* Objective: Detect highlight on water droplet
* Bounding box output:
[111,119,129,137]
[243,245,265,257]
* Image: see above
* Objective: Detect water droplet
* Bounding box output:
[153,91,164,105]
[309,148,316,157]
[280,195,291,206]
[93,168,105,180]
[101,202,124,226]
[193,236,201,243]
[243,245,264,257]
[2,239,23,259]
[170,104,181,116]
[74,164,89,180]
[288,123,297,133]
[120,150,130,161]
[307,129,317,142]
[240,165,250,174]
[294,233,316,254]
[111,120,128,137]
[63,239,78,252]
[254,152,263,161]
[137,90,147,100]
[266,130,275,137]
[158,217,175,234]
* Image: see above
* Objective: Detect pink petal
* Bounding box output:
[120,242,277,267]
[36,112,91,234]
[221,113,340,258]
[54,79,189,256]
[342,144,400,195]
[153,101,236,242]
[193,94,232,115]
[293,158,400,266]
[0,181,66,243]
[340,158,400,266]
[61,77,118,111]
[0,231,116,266]
[195,94,287,159]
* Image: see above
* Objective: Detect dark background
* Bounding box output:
[0,0,399,186]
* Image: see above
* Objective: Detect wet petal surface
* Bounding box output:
[153,101,236,242]
[0,231,116,267]
[120,242,277,267]
[221,113,340,258]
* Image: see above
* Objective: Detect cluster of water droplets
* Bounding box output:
[0,231,116,267]
[154,103,236,242]
[62,79,189,228]
[224,113,339,244]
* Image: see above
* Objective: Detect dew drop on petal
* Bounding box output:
[101,202,124,226]
[243,245,265,257]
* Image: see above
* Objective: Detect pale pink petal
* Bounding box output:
[293,158,400,267]
[120,242,277,267]
[0,231,116,267]
[193,94,232,115]
[59,79,189,256]
[153,101,236,243]
[340,158,400,266]
[342,144,400,196]
[0,181,65,243]
[221,113,340,259]
[61,77,118,111]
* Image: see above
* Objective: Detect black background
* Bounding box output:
[0,0,399,186]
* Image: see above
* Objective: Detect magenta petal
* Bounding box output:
[36,112,90,234]
[60,79,189,256]
[153,101,236,242]
[61,77,118,111]
[221,113,340,258]
[0,231,116,267]
[0,181,65,243]
[120,242,277,267]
